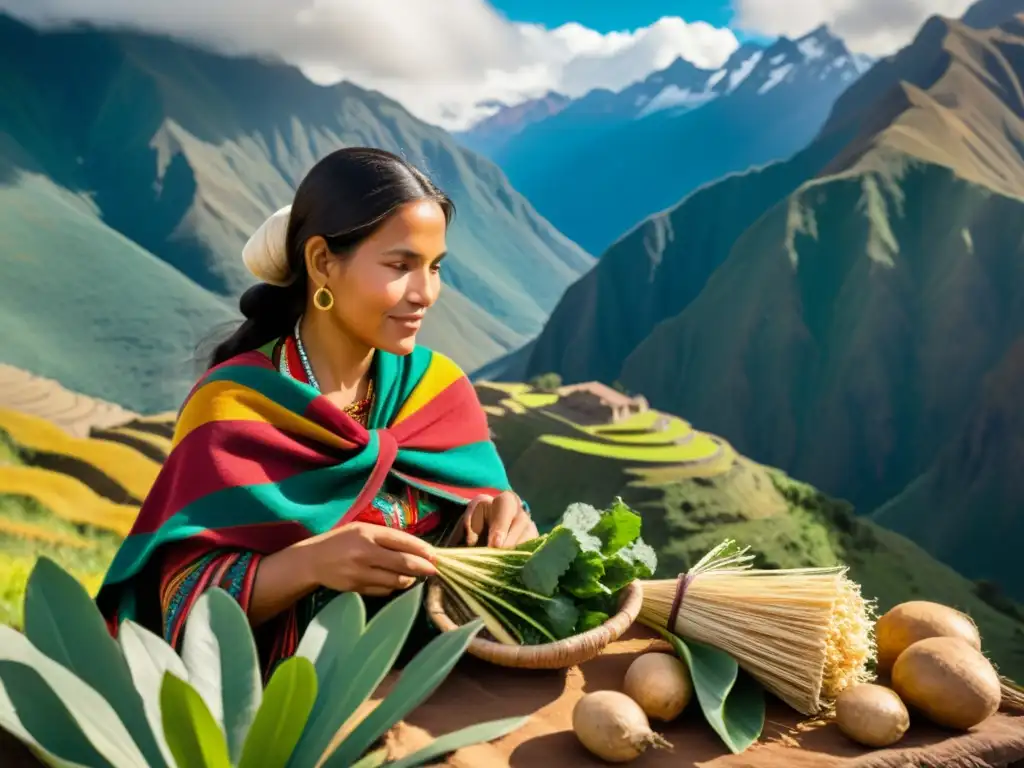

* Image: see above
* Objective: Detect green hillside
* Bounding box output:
[477,381,1024,680]
[0,172,236,413]
[0,14,593,410]
[872,335,1024,598]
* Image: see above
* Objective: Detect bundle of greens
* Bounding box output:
[434,498,657,645]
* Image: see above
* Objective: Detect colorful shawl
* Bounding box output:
[96,342,512,656]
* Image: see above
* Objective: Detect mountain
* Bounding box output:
[872,335,1024,599]
[455,91,571,157]
[620,12,1024,512]
[482,26,871,255]
[0,14,593,411]
[506,1,1024,601]
[962,0,1024,27]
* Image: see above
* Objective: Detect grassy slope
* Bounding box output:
[0,171,236,413]
[480,383,1024,679]
[872,335,1024,599]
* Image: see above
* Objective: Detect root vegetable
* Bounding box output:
[572,690,672,763]
[623,652,693,722]
[876,601,981,675]
[834,683,910,747]
[891,637,1000,730]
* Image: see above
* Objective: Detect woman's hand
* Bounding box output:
[463,491,538,549]
[306,522,438,597]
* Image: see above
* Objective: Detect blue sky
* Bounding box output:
[491,0,736,33]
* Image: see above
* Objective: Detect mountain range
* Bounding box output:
[0,14,592,412]
[460,26,873,255]
[494,0,1024,599]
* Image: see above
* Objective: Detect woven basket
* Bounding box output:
[425,578,644,669]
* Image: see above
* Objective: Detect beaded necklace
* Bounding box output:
[291,318,374,425]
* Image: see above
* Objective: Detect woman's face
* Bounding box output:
[311,200,447,356]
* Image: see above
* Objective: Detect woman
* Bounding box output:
[96,147,538,672]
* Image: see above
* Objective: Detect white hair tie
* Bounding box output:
[242,205,295,286]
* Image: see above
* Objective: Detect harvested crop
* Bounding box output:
[835,683,909,747]
[876,601,981,675]
[433,498,657,645]
[572,690,672,763]
[623,652,693,721]
[640,540,875,715]
[891,637,1001,730]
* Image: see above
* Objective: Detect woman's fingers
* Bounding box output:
[505,513,539,548]
[364,567,417,591]
[463,496,491,547]
[486,492,520,548]
[373,526,438,563]
[372,547,437,578]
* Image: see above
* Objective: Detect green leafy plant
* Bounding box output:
[0,557,527,767]
[434,498,657,644]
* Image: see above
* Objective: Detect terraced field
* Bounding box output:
[0,364,140,437]
[1,372,1022,681]
[476,380,737,515]
[476,380,1024,679]
[0,365,178,622]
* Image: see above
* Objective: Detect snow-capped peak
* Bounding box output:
[713,26,874,97]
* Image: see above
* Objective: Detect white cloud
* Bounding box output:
[734,0,977,55]
[1,0,739,130]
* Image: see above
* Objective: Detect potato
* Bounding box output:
[891,637,1001,730]
[834,683,910,747]
[623,652,693,722]
[876,601,981,675]
[572,690,671,763]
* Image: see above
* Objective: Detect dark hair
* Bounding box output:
[207,147,454,368]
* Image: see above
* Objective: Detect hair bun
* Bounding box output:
[242,205,295,286]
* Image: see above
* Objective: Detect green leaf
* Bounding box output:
[23,557,169,767]
[295,591,365,685]
[0,661,108,768]
[320,617,485,767]
[540,593,579,639]
[590,498,642,555]
[519,527,580,596]
[160,672,232,768]
[560,503,602,536]
[180,588,262,763]
[658,630,764,754]
[350,748,388,768]
[288,584,421,768]
[581,590,621,617]
[118,620,190,767]
[514,537,544,553]
[237,656,317,768]
[575,610,609,633]
[600,554,636,593]
[0,624,150,767]
[620,539,658,579]
[560,551,609,599]
[386,716,529,768]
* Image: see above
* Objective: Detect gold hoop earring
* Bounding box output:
[313,284,334,311]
